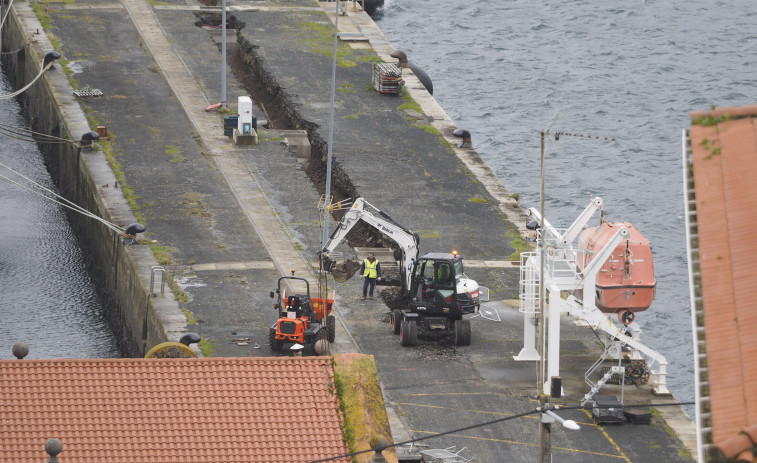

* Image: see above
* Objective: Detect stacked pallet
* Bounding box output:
[372,63,404,95]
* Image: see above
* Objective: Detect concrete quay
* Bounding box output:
[9,0,697,461]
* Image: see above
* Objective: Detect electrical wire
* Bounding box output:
[0,161,127,235]
[306,408,540,463]
[305,400,696,463]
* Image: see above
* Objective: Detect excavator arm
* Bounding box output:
[321,198,420,291]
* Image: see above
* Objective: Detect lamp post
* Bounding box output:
[321,0,340,247]
[539,398,580,462]
[221,0,227,107]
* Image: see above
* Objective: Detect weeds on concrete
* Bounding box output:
[150,244,176,265]
[508,229,531,260]
[334,356,390,463]
[417,230,441,239]
[398,98,421,113]
[295,21,356,67]
[165,144,183,162]
[199,339,216,357]
[182,308,198,324]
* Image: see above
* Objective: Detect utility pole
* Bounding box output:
[539,130,546,390]
[539,395,551,463]
[221,0,227,107]
[538,130,549,463]
[321,0,340,247]
[536,129,607,461]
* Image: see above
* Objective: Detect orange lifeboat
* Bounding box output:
[575,221,656,322]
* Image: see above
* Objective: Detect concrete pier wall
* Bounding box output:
[0,3,186,357]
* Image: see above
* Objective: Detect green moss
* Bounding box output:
[359,55,384,64]
[199,338,216,356]
[334,371,357,458]
[182,308,198,324]
[150,244,176,265]
[692,113,731,126]
[468,196,488,204]
[295,21,357,67]
[508,229,531,260]
[417,230,441,239]
[414,123,440,135]
[399,100,421,112]
[31,3,53,29]
[165,144,183,162]
[334,356,391,462]
[97,138,142,216]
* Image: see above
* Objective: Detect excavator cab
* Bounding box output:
[390,252,478,347]
[415,260,454,301]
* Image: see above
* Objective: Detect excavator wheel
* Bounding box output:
[327,315,336,343]
[400,320,417,347]
[391,309,402,335]
[455,319,471,346]
[268,327,283,352]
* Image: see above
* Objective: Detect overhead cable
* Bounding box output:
[0,161,126,235]
[305,400,695,463]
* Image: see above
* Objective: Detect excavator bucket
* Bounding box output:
[329,259,361,283]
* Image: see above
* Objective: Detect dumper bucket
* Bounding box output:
[311,290,336,320]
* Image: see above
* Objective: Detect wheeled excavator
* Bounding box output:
[320,198,481,346]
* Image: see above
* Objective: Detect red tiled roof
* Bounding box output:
[689,105,757,461]
[0,357,350,463]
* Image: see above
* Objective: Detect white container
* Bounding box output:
[237,96,253,134]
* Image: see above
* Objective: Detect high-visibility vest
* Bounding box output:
[363,258,378,278]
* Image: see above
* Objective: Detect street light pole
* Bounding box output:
[538,129,549,463]
[539,130,546,391]
[221,0,227,107]
[539,399,581,462]
[321,0,340,247]
[539,394,551,463]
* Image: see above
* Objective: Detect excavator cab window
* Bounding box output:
[434,262,454,289]
[413,260,436,301]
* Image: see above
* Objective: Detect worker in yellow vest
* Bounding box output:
[359,252,382,300]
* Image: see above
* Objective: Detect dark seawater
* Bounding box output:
[378,0,757,415]
[0,72,119,360]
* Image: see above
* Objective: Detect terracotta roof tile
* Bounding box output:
[690,106,757,461]
[0,357,350,463]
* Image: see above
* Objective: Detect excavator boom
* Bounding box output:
[321,198,419,291]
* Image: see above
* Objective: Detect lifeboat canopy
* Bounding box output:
[575,221,656,316]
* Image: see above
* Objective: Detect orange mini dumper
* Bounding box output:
[268,275,336,354]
